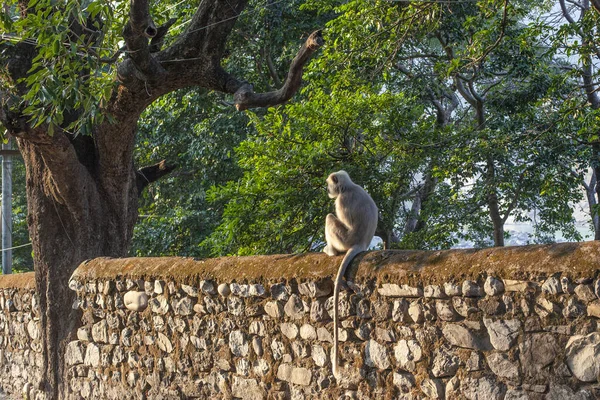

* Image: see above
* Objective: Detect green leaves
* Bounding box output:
[2,0,123,135]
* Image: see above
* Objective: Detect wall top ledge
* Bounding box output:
[0,271,35,289]
[71,241,600,284]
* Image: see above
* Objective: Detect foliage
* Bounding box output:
[204,0,589,254]
[131,0,329,257]
[203,78,445,255]
[2,0,598,262]
[132,89,248,257]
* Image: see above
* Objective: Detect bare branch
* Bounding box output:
[396,53,440,61]
[502,169,527,224]
[263,46,282,87]
[232,30,324,111]
[466,0,509,67]
[99,46,127,64]
[136,160,177,194]
[582,55,600,109]
[454,76,477,107]
[559,0,578,24]
[159,0,247,65]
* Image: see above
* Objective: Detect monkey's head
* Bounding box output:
[326,170,352,199]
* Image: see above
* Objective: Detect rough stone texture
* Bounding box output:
[284,294,305,320]
[0,275,43,399]
[408,301,424,323]
[461,376,506,399]
[431,346,459,377]
[435,299,459,322]
[424,285,445,298]
[484,276,504,296]
[365,339,390,370]
[298,280,333,298]
[378,283,422,297]
[486,352,520,380]
[504,279,538,293]
[575,284,597,303]
[393,372,415,392]
[462,280,483,297]
[421,378,444,398]
[483,318,521,351]
[444,282,461,296]
[442,323,492,351]
[565,332,600,382]
[394,339,422,371]
[542,276,562,295]
[1,243,600,399]
[123,290,148,311]
[231,376,266,400]
[453,297,478,318]
[519,332,560,378]
[277,363,312,386]
[588,300,600,318]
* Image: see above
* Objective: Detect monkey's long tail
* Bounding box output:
[332,246,364,379]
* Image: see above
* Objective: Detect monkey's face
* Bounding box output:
[326,173,339,199]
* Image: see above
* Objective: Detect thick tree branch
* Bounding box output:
[117,0,166,83]
[136,160,177,194]
[159,0,247,64]
[559,0,578,24]
[582,56,600,109]
[230,30,324,111]
[454,76,477,107]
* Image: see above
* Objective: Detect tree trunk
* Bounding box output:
[16,136,138,398]
[486,157,505,247]
[592,145,600,240]
[404,170,437,236]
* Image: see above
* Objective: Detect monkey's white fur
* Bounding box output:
[323,170,378,380]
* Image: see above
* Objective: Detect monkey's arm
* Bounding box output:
[325,213,351,254]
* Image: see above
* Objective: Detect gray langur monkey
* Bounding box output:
[323,170,378,379]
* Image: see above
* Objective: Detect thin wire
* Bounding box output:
[184,0,288,35]
[1,242,32,251]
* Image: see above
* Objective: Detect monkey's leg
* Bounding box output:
[325,213,350,255]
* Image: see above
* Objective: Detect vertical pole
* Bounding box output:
[2,139,12,274]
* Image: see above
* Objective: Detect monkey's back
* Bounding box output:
[335,184,378,248]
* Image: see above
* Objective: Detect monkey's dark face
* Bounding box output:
[327,172,348,199]
[326,173,339,199]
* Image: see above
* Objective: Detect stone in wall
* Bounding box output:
[565,332,600,382]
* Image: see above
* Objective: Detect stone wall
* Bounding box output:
[0,272,42,398]
[2,242,600,399]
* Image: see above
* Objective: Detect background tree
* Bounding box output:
[206,0,586,253]
[203,82,433,254]
[132,90,247,257]
[549,0,600,239]
[0,153,33,271]
[0,0,322,397]
[131,0,331,257]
